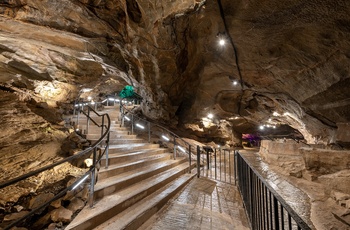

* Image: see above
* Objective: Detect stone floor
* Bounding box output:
[141,175,250,230]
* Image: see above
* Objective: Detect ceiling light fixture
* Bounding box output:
[207,113,214,119]
[219,39,225,46]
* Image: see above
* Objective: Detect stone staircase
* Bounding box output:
[66,105,196,230]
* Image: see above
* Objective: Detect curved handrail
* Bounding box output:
[1,105,110,229]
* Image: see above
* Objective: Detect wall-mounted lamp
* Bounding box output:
[162,135,170,141]
[136,123,145,129]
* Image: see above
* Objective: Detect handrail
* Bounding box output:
[1,104,110,229]
[235,150,311,230]
[119,100,194,172]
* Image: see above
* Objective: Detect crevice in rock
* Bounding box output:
[0,85,15,93]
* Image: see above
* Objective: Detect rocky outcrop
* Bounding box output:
[0,0,349,146]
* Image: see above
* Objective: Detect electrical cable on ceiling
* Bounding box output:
[216,0,245,116]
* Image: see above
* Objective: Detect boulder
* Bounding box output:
[67,198,85,213]
[50,207,73,223]
[28,193,54,210]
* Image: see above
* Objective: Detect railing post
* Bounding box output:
[89,148,97,208]
[188,145,192,173]
[86,107,90,134]
[105,130,110,169]
[76,107,80,129]
[197,145,200,178]
[173,136,176,160]
[101,115,105,139]
[148,121,151,143]
[214,148,217,180]
[206,148,210,170]
[274,196,280,230]
[131,114,134,135]
[234,150,237,185]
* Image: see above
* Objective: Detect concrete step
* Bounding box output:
[108,143,160,154]
[86,126,128,133]
[94,157,188,200]
[65,162,194,230]
[101,148,168,165]
[86,133,136,139]
[90,138,144,145]
[94,173,196,230]
[98,153,172,180]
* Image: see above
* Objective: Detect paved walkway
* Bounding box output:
[142,176,250,230]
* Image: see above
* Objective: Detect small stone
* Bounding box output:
[67,198,85,213]
[50,198,62,209]
[289,170,302,178]
[47,223,57,230]
[50,207,73,223]
[29,193,55,209]
[3,211,30,221]
[32,213,51,229]
[331,191,350,202]
[13,205,24,212]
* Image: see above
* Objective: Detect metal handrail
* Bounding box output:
[235,150,311,230]
[119,100,194,173]
[1,105,110,229]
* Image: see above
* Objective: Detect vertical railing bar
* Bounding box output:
[269,190,273,229]
[77,107,80,129]
[148,121,151,143]
[173,136,176,160]
[274,196,279,230]
[131,114,134,135]
[224,150,226,182]
[220,148,222,181]
[288,213,292,230]
[105,128,109,169]
[234,150,237,185]
[228,150,232,184]
[214,148,217,180]
[262,182,266,230]
[281,203,285,230]
[86,106,90,134]
[89,148,97,208]
[188,145,192,173]
[197,145,200,178]
[249,168,254,229]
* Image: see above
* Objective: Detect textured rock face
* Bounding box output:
[0,0,349,147]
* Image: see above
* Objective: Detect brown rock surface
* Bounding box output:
[0,0,350,228]
[50,206,73,223]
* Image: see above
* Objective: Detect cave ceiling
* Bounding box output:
[0,0,349,145]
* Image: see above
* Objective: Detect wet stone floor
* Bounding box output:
[143,176,250,230]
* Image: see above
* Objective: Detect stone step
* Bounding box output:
[94,172,196,230]
[86,132,135,139]
[94,157,187,200]
[65,162,193,230]
[108,143,160,154]
[98,153,172,180]
[86,126,128,132]
[101,148,168,165]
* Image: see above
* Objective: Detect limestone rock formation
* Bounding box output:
[0,0,350,227]
[0,0,348,147]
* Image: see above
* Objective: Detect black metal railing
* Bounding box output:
[119,100,195,173]
[235,151,311,230]
[0,106,110,229]
[195,146,236,184]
